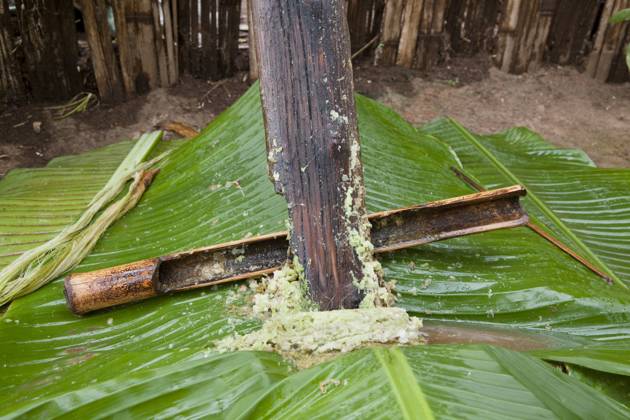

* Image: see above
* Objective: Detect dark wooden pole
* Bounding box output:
[251,0,379,310]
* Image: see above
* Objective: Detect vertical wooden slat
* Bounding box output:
[112,0,135,97]
[16,0,81,100]
[129,0,160,90]
[377,0,404,65]
[190,0,201,75]
[224,0,241,76]
[546,0,600,65]
[495,0,557,74]
[0,0,23,101]
[200,0,211,78]
[588,0,630,82]
[163,0,179,84]
[496,0,522,72]
[446,0,500,56]
[397,0,424,67]
[80,0,124,102]
[247,0,258,80]
[608,25,630,82]
[177,0,190,75]
[153,0,170,87]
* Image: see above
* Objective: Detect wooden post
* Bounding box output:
[177,0,190,75]
[16,0,81,100]
[128,0,160,91]
[223,0,241,76]
[0,0,23,101]
[397,0,424,67]
[446,0,501,56]
[377,0,404,65]
[112,0,135,97]
[545,0,600,66]
[247,0,259,80]
[495,0,557,74]
[251,0,380,310]
[587,0,630,82]
[152,0,170,87]
[81,0,124,102]
[163,0,179,84]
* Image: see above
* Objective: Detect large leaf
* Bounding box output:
[247,346,628,419]
[1,86,630,417]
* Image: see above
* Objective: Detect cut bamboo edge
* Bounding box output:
[64,185,528,314]
[450,167,614,285]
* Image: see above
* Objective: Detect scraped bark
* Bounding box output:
[251,0,374,310]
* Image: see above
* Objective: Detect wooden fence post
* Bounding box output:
[16,0,81,100]
[495,0,557,74]
[247,0,258,80]
[81,0,124,102]
[445,0,501,56]
[177,0,190,75]
[397,0,424,67]
[252,0,380,310]
[377,0,404,65]
[0,0,24,101]
[587,0,630,82]
[545,0,600,66]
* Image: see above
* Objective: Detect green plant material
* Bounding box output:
[421,118,630,289]
[251,258,316,318]
[246,346,628,419]
[374,347,434,420]
[610,9,630,72]
[610,8,630,24]
[46,92,98,119]
[345,124,390,307]
[0,132,163,306]
[1,86,630,416]
[220,260,419,365]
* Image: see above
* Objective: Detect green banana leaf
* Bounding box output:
[1,85,630,418]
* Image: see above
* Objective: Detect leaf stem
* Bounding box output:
[447,118,626,289]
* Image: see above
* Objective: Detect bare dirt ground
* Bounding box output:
[1,56,629,179]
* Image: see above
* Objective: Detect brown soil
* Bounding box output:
[1,57,629,178]
[0,74,250,178]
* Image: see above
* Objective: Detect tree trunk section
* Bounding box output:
[251,0,376,310]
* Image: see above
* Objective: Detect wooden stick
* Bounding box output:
[352,34,380,60]
[251,0,371,310]
[64,186,528,314]
[247,0,258,80]
[450,167,612,284]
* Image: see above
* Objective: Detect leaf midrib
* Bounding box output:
[447,118,626,289]
[374,347,434,420]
